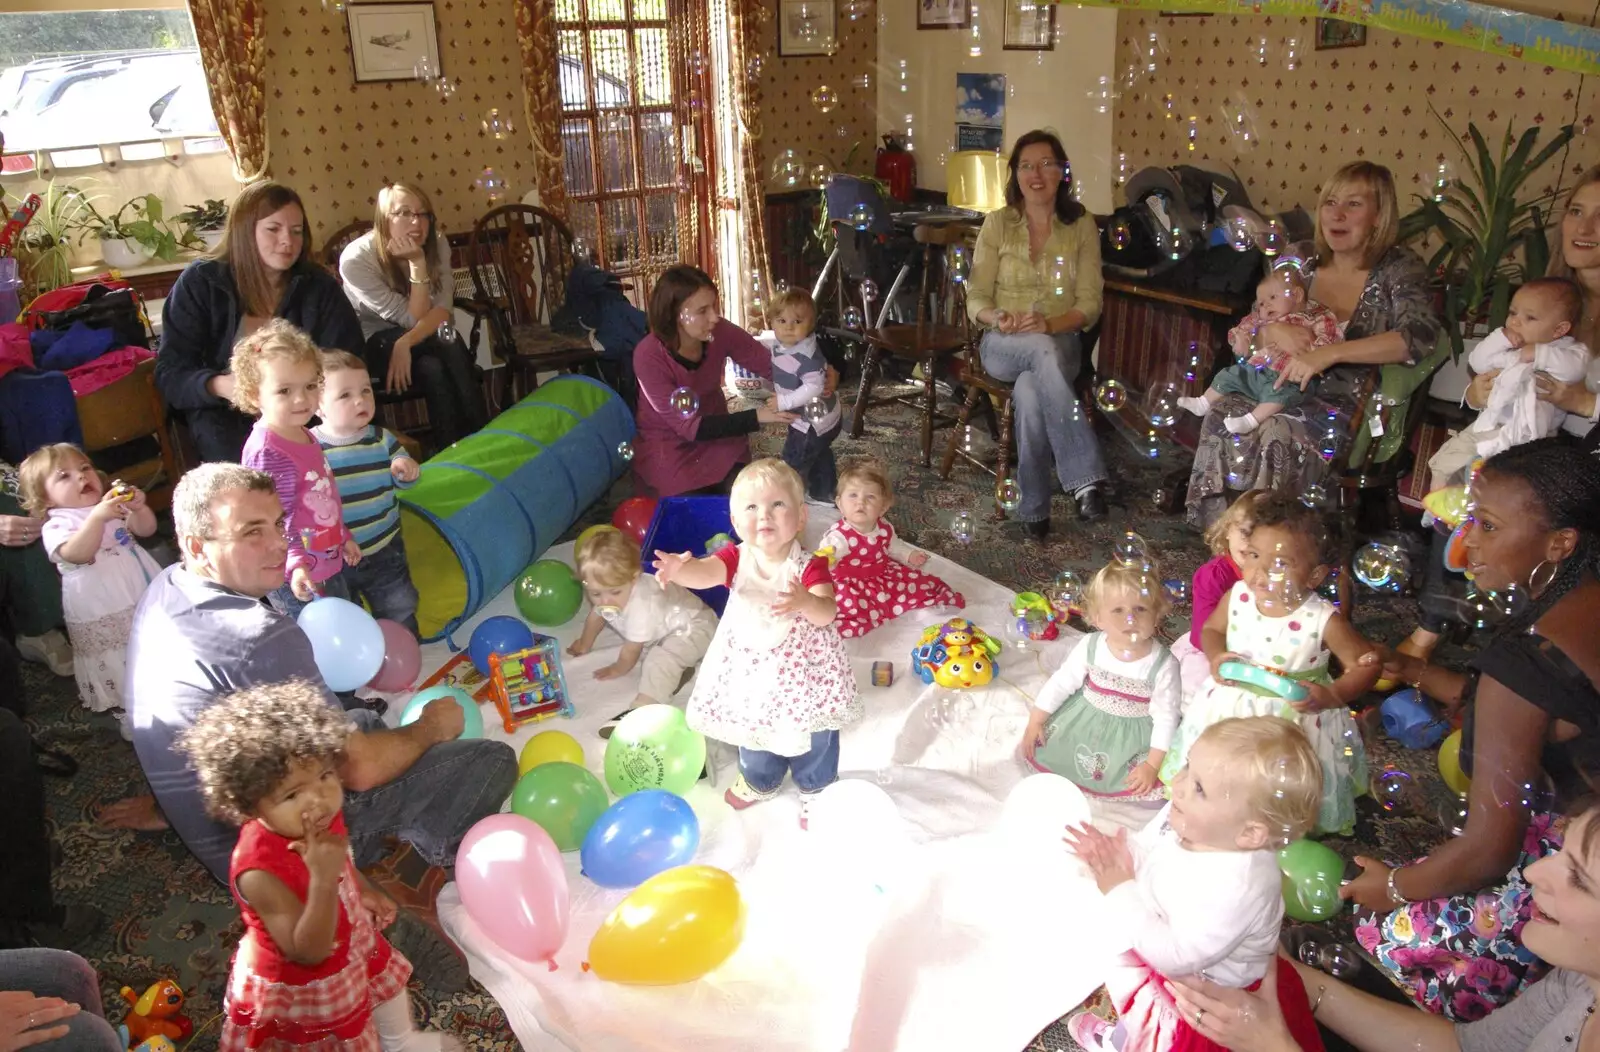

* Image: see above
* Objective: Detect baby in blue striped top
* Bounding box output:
[766,288,841,505]
[313,351,422,635]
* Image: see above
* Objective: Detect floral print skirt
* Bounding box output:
[1353,811,1563,1021]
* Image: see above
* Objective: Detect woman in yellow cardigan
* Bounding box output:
[966,130,1108,536]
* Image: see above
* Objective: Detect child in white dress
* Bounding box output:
[654,458,860,809]
[1159,492,1380,835]
[19,443,159,724]
[1065,718,1327,1052]
[1020,560,1179,802]
[568,525,719,737]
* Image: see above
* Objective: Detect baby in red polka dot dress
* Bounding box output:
[820,458,964,639]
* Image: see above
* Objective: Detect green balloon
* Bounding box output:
[510,761,611,852]
[603,703,707,797]
[1276,838,1345,922]
[514,559,585,626]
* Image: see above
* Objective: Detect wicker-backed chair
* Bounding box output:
[464,205,602,400]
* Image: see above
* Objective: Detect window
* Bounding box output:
[0,8,220,165]
[556,0,713,294]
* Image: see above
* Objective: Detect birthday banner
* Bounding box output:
[1057,0,1600,76]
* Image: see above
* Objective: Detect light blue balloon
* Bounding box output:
[297,597,385,692]
[399,685,485,740]
[580,789,699,888]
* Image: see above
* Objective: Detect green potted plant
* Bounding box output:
[174,198,229,250]
[1398,108,1575,399]
[12,181,98,296]
[87,193,185,268]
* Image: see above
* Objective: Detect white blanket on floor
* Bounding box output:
[418,521,1143,1051]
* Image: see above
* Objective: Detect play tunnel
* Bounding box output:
[400,375,633,642]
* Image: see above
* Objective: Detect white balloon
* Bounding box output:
[998,773,1092,851]
[803,779,910,887]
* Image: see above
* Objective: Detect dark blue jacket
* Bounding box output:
[155,257,364,462]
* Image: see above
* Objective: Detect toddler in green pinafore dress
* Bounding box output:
[1020,561,1179,802]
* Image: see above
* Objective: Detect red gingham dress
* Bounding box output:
[220,816,412,1052]
[824,520,963,639]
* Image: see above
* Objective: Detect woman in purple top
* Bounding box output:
[630,266,797,498]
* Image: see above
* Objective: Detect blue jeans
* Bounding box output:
[268,566,352,622]
[739,730,840,794]
[781,423,840,502]
[342,709,518,869]
[345,536,420,635]
[0,949,122,1050]
[978,330,1107,522]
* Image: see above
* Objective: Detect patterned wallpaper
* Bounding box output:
[754,0,880,183]
[264,0,533,245]
[1111,9,1600,216]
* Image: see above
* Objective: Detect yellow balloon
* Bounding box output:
[1438,729,1471,796]
[575,524,618,561]
[588,865,745,985]
[518,731,585,776]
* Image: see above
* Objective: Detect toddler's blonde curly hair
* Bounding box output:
[227,318,324,415]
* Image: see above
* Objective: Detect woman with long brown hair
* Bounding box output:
[338,183,486,446]
[155,182,364,463]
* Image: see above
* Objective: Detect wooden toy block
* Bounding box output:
[871,660,894,687]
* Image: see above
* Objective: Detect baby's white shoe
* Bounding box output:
[1224,413,1261,435]
[1176,395,1210,418]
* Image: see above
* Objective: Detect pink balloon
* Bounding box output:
[367,619,422,692]
[455,813,570,963]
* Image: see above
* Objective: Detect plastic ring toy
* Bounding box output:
[1443,521,1473,576]
[1218,660,1310,702]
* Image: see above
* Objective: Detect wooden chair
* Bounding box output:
[849,223,972,466]
[464,205,602,400]
[78,357,178,510]
[938,330,1016,509]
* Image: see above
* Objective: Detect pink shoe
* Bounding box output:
[1067,1010,1112,1051]
[724,776,778,811]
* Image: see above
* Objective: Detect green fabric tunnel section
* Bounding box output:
[399,375,634,642]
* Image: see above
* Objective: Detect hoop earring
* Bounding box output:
[1528,559,1559,597]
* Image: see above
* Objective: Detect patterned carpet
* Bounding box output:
[24,382,1466,1051]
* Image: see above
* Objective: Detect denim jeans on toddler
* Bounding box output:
[781,423,840,503]
[739,730,841,794]
[345,536,421,636]
[269,567,353,622]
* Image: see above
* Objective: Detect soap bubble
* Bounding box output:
[859,278,879,303]
[1094,378,1128,413]
[436,320,457,344]
[1317,428,1345,462]
[811,85,838,114]
[616,440,635,462]
[1283,36,1303,70]
[1301,478,1332,510]
[843,0,872,19]
[769,149,806,189]
[805,162,830,190]
[1375,767,1418,814]
[1296,941,1361,979]
[842,306,864,331]
[1109,220,1132,251]
[414,56,436,83]
[848,202,873,230]
[475,167,507,202]
[1049,570,1085,615]
[949,245,971,284]
[1256,219,1286,257]
[668,386,700,418]
[1431,160,1454,202]
[1224,435,1252,488]
[1352,542,1410,593]
[851,72,872,90]
[950,510,976,545]
[1260,553,1304,609]
[803,398,831,424]
[321,0,347,12]
[481,108,513,139]
[1112,530,1149,568]
[1163,578,1190,606]
[1086,75,1118,114]
[745,53,765,83]
[1438,796,1470,837]
[1145,380,1180,429]
[435,77,458,101]
[995,476,1022,513]
[1226,216,1254,251]
[689,50,708,74]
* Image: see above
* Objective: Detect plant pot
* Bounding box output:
[1428,341,1480,403]
[199,229,224,251]
[101,237,154,269]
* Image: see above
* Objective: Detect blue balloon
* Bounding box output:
[297,597,385,692]
[468,615,536,676]
[399,685,484,740]
[580,789,700,888]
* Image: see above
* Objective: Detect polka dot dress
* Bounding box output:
[825,520,964,639]
[1159,581,1368,835]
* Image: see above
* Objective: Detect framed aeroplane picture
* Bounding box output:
[348,2,441,83]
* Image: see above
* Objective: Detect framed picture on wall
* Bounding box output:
[777,0,838,56]
[919,0,971,30]
[347,2,440,82]
[1003,0,1055,50]
[1314,17,1367,49]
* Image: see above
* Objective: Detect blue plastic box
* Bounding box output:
[639,495,733,615]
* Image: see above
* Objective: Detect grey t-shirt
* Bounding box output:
[1456,968,1596,1052]
[127,565,345,883]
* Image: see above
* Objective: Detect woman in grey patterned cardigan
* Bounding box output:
[1184,161,1442,529]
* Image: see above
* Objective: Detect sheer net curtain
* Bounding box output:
[186,0,268,180]
[709,0,773,333]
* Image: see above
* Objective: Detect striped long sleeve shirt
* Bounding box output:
[311,423,417,556]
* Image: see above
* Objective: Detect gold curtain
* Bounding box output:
[514,0,570,218]
[719,0,773,330]
[186,0,268,181]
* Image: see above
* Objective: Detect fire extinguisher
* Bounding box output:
[875,133,917,202]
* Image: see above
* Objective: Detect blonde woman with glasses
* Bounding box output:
[338,183,487,447]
